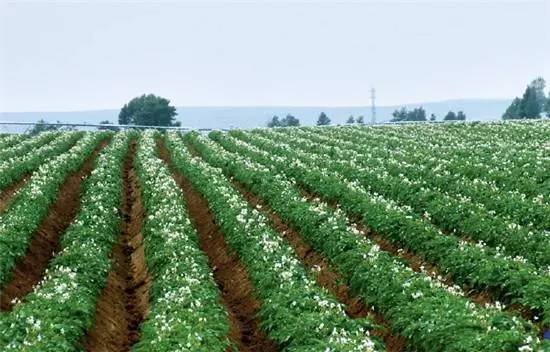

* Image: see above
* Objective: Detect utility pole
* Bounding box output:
[370,87,376,124]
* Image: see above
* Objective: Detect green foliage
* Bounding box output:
[443,111,466,121]
[205,130,547,351]
[391,107,427,122]
[29,119,60,135]
[356,115,365,124]
[429,114,436,121]
[316,112,331,125]
[346,115,355,124]
[267,114,300,127]
[118,94,179,127]
[503,77,546,119]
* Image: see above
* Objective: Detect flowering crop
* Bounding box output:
[132,131,230,351]
[193,131,548,351]
[166,132,383,352]
[0,132,83,193]
[223,129,550,328]
[0,131,109,288]
[0,131,132,351]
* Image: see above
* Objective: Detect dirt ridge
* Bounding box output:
[231,180,407,352]
[0,139,109,311]
[157,138,279,352]
[82,140,150,352]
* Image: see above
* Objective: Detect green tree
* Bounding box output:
[267,115,281,127]
[520,86,542,119]
[429,113,437,121]
[545,98,550,118]
[282,114,300,127]
[502,98,522,120]
[529,77,546,110]
[346,115,355,124]
[29,119,59,135]
[409,107,427,121]
[456,111,466,120]
[444,111,457,120]
[118,94,179,126]
[356,115,364,124]
[391,107,408,121]
[317,112,331,126]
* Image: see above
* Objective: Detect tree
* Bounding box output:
[429,114,437,121]
[317,112,331,126]
[29,119,59,135]
[356,115,364,124]
[529,77,546,110]
[502,77,547,120]
[391,108,408,122]
[502,98,522,120]
[267,114,300,128]
[267,115,281,127]
[346,115,355,124]
[409,107,427,121]
[282,114,300,127]
[545,98,550,118]
[520,86,541,119]
[456,111,466,120]
[444,111,457,121]
[118,94,179,126]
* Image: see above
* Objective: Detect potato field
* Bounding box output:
[0,121,549,352]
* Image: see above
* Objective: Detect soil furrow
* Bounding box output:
[0,139,109,311]
[83,140,150,352]
[157,139,279,352]
[231,180,407,352]
[0,175,30,214]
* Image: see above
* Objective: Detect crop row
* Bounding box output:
[0,134,28,150]
[196,131,547,351]
[166,132,383,351]
[0,132,59,164]
[0,131,83,192]
[0,131,109,288]
[257,127,549,268]
[132,131,230,351]
[0,132,132,350]
[285,126,548,232]
[219,130,550,327]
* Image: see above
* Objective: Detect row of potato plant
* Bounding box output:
[0,134,28,150]
[166,132,383,352]
[341,122,548,201]
[132,131,230,351]
[260,127,549,268]
[0,132,58,164]
[223,130,550,328]
[288,126,548,232]
[0,131,109,288]
[0,132,83,192]
[0,131,132,351]
[199,130,548,351]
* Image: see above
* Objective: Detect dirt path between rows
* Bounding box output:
[82,140,150,352]
[0,175,30,214]
[0,139,110,311]
[230,180,407,352]
[157,138,279,352]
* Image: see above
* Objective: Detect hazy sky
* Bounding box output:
[1,0,549,112]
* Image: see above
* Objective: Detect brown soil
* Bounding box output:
[0,175,30,214]
[232,181,407,352]
[157,139,279,352]
[82,140,151,352]
[0,139,110,311]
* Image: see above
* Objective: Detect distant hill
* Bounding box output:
[0,99,511,131]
